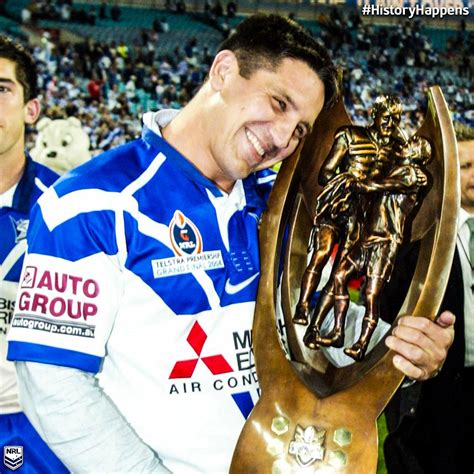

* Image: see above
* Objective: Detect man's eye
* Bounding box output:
[274,97,286,111]
[295,125,306,139]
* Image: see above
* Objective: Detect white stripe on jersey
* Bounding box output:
[34,176,49,193]
[192,270,222,310]
[123,152,166,195]
[257,174,277,185]
[115,209,127,269]
[0,239,27,281]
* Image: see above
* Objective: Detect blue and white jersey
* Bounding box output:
[1,156,58,414]
[8,111,275,473]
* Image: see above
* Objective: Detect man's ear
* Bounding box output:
[209,50,238,91]
[24,98,41,125]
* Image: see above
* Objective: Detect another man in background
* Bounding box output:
[383,122,474,474]
[0,35,67,473]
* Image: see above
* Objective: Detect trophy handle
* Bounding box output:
[230,86,459,473]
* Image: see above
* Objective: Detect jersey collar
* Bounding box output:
[11,152,36,214]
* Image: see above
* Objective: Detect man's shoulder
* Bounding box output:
[52,138,154,197]
[33,160,60,187]
[18,158,60,210]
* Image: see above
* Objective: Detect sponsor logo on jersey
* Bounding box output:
[224,273,259,295]
[151,210,224,278]
[15,267,99,331]
[169,321,233,379]
[170,210,202,256]
[0,297,15,335]
[21,266,37,288]
[167,323,259,418]
[3,446,23,471]
[10,217,28,243]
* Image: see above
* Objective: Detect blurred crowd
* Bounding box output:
[8,3,472,155]
[20,0,122,25]
[25,31,212,154]
[319,7,472,136]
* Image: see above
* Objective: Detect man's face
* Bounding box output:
[0,57,39,161]
[207,53,325,191]
[459,139,474,212]
[373,107,401,138]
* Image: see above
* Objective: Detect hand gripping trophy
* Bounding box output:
[231,88,458,473]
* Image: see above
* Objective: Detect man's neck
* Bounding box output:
[0,147,26,194]
[161,97,235,193]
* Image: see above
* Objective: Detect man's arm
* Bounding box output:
[16,361,171,473]
[8,185,171,471]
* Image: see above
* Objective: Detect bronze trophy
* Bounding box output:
[230,87,459,473]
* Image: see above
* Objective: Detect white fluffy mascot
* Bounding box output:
[31,117,91,174]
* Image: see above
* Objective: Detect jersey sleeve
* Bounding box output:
[255,169,276,204]
[7,187,124,374]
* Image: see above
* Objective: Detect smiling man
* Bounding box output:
[162,51,324,192]
[7,15,454,473]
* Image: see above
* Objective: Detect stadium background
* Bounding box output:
[1,1,472,472]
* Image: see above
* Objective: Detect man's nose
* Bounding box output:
[272,120,296,150]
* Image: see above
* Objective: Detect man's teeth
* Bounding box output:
[246,129,265,157]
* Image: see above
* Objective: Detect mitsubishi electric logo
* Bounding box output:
[3,446,23,471]
[169,321,233,378]
[168,324,259,418]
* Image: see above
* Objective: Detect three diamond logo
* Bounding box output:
[169,321,233,379]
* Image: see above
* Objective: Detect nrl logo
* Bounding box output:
[3,446,23,471]
[10,217,29,243]
[169,210,202,256]
[288,424,326,467]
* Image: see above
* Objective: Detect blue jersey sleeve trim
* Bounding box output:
[7,341,102,373]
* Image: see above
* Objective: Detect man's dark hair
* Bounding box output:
[0,35,38,102]
[217,14,339,109]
